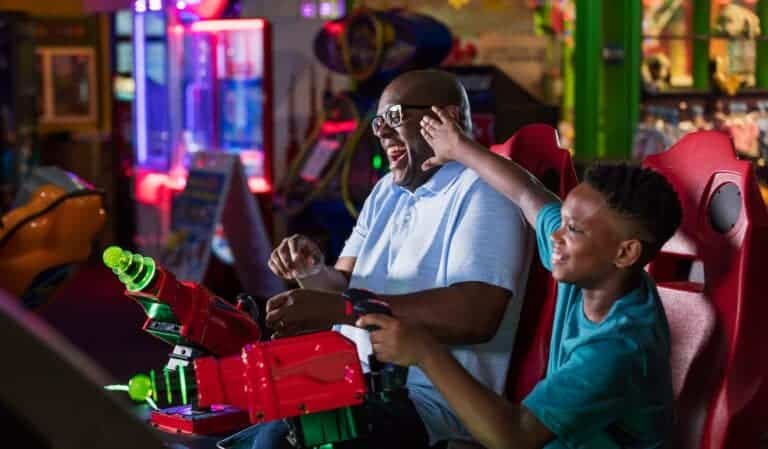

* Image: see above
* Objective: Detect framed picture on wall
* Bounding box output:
[36,46,98,125]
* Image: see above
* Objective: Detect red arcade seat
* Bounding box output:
[490,124,579,402]
[644,130,768,449]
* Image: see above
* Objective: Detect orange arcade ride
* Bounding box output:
[0,168,105,308]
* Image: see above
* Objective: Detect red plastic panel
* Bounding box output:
[196,331,366,424]
[490,124,578,402]
[644,130,768,449]
[129,267,261,356]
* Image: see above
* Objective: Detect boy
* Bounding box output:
[357,106,682,449]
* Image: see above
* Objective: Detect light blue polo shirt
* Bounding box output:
[336,162,533,444]
[523,203,673,449]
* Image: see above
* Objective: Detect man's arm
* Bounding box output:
[383,282,510,344]
[294,256,355,291]
[421,107,560,226]
[264,282,508,344]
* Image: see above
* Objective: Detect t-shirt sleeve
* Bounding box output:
[535,202,562,272]
[522,340,636,448]
[445,180,532,298]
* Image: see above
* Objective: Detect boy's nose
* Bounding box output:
[551,227,565,244]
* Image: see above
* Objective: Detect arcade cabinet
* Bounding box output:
[444,65,559,147]
[0,12,37,213]
[132,0,273,255]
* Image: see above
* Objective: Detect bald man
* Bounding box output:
[253,70,532,449]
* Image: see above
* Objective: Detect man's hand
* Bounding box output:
[356,314,439,367]
[268,234,324,281]
[265,289,349,337]
[420,106,470,171]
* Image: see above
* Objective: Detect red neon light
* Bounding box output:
[183,0,228,20]
[325,22,344,37]
[321,120,358,134]
[189,19,264,32]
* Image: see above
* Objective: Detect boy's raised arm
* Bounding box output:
[421,107,560,226]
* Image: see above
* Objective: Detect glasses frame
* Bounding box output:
[371,103,433,135]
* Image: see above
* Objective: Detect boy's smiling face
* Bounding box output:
[550,184,635,287]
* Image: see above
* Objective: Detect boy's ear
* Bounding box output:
[614,239,644,269]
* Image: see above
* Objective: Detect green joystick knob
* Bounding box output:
[102,245,156,292]
[127,373,154,402]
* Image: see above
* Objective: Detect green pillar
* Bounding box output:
[693,0,711,90]
[574,0,601,161]
[599,0,641,160]
[757,0,768,88]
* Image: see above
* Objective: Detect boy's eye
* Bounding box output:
[567,223,581,233]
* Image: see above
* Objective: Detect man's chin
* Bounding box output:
[391,169,408,186]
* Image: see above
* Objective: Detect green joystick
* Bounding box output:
[102,245,156,292]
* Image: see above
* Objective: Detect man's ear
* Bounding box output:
[614,239,644,269]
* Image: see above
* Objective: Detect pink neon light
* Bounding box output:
[189,19,264,32]
[136,173,184,204]
[248,177,272,193]
[321,120,358,134]
[137,172,271,204]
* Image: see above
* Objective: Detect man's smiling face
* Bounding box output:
[374,90,440,191]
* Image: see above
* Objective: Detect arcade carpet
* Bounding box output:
[38,261,169,382]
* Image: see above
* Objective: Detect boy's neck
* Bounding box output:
[581,270,644,323]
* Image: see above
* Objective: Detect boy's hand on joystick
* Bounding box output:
[356,314,438,367]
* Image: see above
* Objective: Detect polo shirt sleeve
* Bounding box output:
[339,180,378,259]
[535,202,562,272]
[522,340,636,448]
[445,180,531,298]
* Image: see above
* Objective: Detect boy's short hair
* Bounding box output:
[585,163,682,263]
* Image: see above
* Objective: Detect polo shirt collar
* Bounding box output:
[392,162,466,197]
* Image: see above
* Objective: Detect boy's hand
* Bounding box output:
[356,314,438,366]
[420,106,468,171]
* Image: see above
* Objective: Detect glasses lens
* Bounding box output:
[372,116,383,133]
[386,107,402,128]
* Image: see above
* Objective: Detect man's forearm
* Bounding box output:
[381,283,509,345]
[296,265,350,291]
[454,136,560,225]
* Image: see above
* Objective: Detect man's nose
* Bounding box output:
[375,121,396,138]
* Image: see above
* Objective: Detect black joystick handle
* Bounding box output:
[342,289,409,396]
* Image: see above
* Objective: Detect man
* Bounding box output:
[258,69,531,448]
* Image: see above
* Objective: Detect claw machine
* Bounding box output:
[132,0,272,255]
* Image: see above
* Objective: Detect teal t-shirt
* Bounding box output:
[522,203,673,449]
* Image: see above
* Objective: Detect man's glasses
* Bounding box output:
[371,104,432,135]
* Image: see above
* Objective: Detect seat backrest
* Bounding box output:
[644,130,768,449]
[656,282,717,449]
[489,123,578,402]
